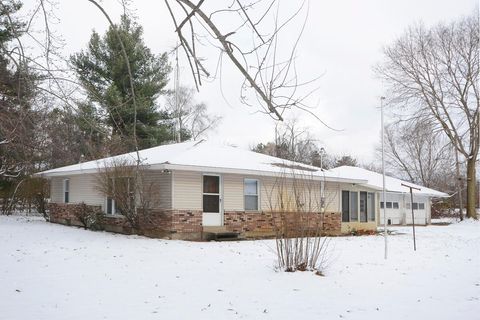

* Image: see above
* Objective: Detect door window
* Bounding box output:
[203,175,220,213]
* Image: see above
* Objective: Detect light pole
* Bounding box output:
[380,96,388,260]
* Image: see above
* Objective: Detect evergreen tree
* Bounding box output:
[71,15,172,153]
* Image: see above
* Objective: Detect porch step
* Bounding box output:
[213,232,243,241]
[202,227,243,241]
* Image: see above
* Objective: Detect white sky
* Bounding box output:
[24,0,477,162]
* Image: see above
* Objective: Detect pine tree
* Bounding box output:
[71,15,173,153]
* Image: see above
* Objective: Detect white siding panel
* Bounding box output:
[259,176,339,212]
[50,177,64,203]
[173,170,202,210]
[69,174,104,206]
[141,170,172,209]
[223,174,244,210]
[324,183,340,212]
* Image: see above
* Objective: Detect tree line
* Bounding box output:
[0,1,218,214]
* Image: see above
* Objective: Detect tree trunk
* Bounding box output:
[455,147,464,221]
[466,158,477,219]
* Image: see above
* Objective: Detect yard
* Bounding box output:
[0,215,479,320]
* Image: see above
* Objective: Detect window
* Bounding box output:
[342,191,374,223]
[106,177,133,215]
[63,179,70,203]
[367,192,375,221]
[106,197,115,215]
[360,192,367,222]
[350,191,358,221]
[341,191,350,222]
[406,202,425,210]
[381,201,399,209]
[244,179,259,211]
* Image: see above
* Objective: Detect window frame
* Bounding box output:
[63,178,70,203]
[342,190,373,223]
[367,192,375,221]
[244,178,260,211]
[105,176,134,215]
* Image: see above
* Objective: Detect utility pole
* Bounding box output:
[174,43,181,143]
[380,96,388,259]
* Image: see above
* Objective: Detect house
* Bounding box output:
[37,140,386,239]
[329,166,449,226]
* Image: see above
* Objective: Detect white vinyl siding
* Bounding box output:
[50,171,172,211]
[141,171,172,209]
[50,177,64,203]
[68,174,105,207]
[172,170,202,210]
[50,175,104,207]
[223,174,244,210]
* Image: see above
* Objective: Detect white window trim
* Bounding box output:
[244,178,260,211]
[63,178,70,203]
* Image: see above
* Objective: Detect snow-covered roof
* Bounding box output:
[36,140,364,184]
[328,166,449,198]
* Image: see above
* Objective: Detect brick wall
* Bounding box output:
[48,203,203,239]
[48,203,102,228]
[224,210,341,237]
[48,202,342,239]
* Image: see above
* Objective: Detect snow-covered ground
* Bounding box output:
[1,216,479,320]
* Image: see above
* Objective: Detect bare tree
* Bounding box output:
[165,86,221,141]
[376,13,479,219]
[253,119,325,166]
[382,119,455,190]
[164,0,322,122]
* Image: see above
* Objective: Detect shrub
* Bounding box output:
[74,203,104,231]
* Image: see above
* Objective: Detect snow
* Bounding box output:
[36,140,363,184]
[329,166,449,197]
[1,216,479,320]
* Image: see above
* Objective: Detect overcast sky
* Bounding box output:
[24,0,477,163]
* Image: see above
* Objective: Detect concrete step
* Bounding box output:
[202,227,243,241]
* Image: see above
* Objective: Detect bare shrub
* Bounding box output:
[74,202,104,231]
[267,168,331,273]
[96,157,159,230]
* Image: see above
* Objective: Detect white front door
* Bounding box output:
[202,175,222,226]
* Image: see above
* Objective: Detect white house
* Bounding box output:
[329,166,449,225]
